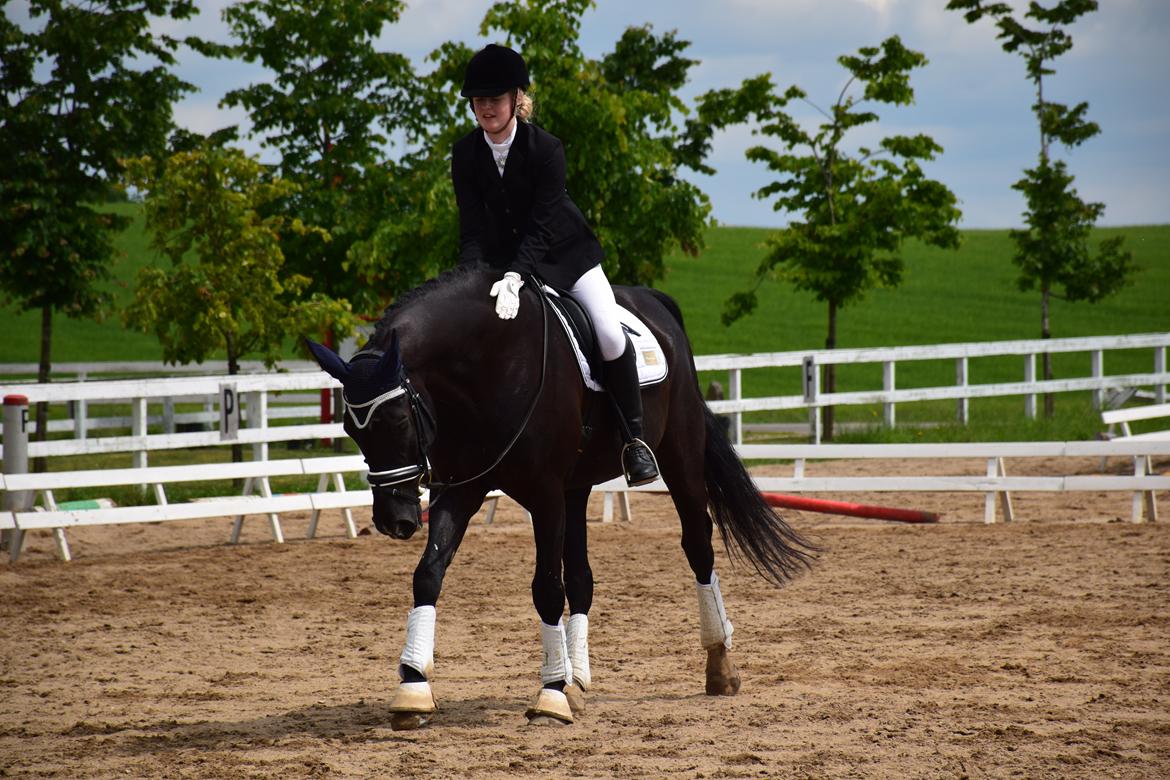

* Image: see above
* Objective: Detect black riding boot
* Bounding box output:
[603,336,660,486]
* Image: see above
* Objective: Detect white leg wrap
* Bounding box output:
[399,605,436,680]
[539,620,574,686]
[566,613,592,691]
[696,572,734,650]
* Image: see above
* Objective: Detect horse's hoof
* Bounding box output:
[705,644,742,696]
[388,681,437,730]
[390,711,431,731]
[526,714,571,727]
[524,687,574,725]
[564,683,586,716]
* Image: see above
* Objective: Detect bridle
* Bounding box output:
[343,371,436,501]
[344,280,550,500]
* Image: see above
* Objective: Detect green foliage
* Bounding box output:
[371,0,733,288]
[486,0,714,284]
[122,147,356,373]
[718,36,962,358]
[0,0,199,379]
[211,0,418,316]
[946,0,1135,342]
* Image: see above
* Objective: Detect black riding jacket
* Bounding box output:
[451,121,603,291]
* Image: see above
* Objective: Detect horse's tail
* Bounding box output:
[645,285,819,584]
[701,404,820,585]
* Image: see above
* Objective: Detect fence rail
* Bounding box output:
[1,332,1167,463]
[695,332,1169,443]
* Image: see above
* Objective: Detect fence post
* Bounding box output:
[1090,350,1104,410]
[163,396,176,434]
[883,360,896,428]
[956,357,969,425]
[802,355,821,445]
[2,395,32,553]
[132,397,148,472]
[1155,346,1166,404]
[74,371,88,442]
[247,391,268,462]
[1024,354,1037,419]
[728,368,743,446]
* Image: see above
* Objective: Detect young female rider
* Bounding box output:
[451,43,659,488]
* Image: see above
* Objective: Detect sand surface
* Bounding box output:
[2,457,1168,778]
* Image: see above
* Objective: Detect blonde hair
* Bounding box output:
[515,88,534,122]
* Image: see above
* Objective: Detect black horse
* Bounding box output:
[308,263,816,728]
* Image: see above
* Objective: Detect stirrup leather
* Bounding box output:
[621,438,660,486]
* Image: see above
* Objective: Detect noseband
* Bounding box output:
[343,370,436,499]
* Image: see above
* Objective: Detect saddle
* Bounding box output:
[541,285,668,391]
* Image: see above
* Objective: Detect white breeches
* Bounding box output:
[569,264,627,362]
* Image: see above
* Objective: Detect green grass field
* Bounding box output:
[2,204,1166,365]
[2,206,1166,442]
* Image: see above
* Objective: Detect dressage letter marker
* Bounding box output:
[219,383,239,441]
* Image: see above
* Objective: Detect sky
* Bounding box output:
[32,0,1170,229]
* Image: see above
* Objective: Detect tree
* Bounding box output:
[355,0,738,290]
[720,37,962,440]
[0,0,199,455]
[475,0,714,285]
[212,0,417,318]
[947,0,1134,417]
[122,146,355,375]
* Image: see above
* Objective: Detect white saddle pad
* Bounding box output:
[542,287,668,392]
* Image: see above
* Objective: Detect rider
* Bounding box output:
[452,43,659,487]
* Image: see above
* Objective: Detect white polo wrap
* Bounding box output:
[696,572,734,649]
[566,613,591,691]
[539,620,573,686]
[398,605,436,680]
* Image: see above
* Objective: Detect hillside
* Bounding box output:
[2,203,1166,365]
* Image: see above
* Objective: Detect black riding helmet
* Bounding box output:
[460,43,530,97]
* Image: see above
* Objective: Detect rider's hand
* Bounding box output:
[489,271,524,320]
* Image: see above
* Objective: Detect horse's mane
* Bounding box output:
[368,263,488,348]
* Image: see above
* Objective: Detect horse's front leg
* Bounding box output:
[389,486,484,731]
[520,489,576,726]
[561,487,592,716]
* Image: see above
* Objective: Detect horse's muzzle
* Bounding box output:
[372,491,423,540]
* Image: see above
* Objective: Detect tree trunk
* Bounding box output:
[33,305,52,473]
[823,300,838,442]
[1041,287,1054,418]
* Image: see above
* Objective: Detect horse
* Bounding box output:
[307,262,817,729]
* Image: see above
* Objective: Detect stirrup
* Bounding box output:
[621,438,660,487]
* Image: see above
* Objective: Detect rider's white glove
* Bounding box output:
[489,271,524,320]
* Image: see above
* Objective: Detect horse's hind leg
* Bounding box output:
[562,487,592,714]
[655,416,742,696]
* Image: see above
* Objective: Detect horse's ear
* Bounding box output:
[305,339,350,384]
[377,329,404,384]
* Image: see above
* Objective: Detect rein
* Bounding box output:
[428,279,550,492]
[348,278,550,497]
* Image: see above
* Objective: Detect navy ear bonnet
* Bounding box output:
[344,333,404,406]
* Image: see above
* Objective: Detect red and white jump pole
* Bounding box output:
[760,492,939,524]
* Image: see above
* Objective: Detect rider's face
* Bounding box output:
[472,92,514,139]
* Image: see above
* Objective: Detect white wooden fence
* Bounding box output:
[696,331,1169,443]
[1,332,1168,562]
